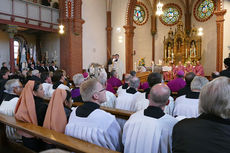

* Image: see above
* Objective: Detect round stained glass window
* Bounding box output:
[194,0,215,22]
[133,2,148,26]
[160,4,182,26]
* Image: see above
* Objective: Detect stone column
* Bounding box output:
[124,25,135,73]
[214,8,226,72]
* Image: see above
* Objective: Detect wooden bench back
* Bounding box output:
[72,102,134,120]
[0,113,120,153]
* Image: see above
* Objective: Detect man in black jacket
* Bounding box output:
[220,57,230,78]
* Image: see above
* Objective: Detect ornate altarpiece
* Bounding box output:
[163,21,202,64]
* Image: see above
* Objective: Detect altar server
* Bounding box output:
[65,79,122,151]
[123,83,178,153]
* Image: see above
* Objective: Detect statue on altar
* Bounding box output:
[163,21,202,64]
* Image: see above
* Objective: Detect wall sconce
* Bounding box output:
[156,1,163,16]
[198,27,203,36]
[59,24,64,34]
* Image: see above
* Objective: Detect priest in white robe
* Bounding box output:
[117,74,131,96]
[173,76,209,118]
[123,83,178,153]
[112,54,124,80]
[65,79,122,151]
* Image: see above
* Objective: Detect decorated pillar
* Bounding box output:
[7,25,17,72]
[125,0,137,73]
[184,0,192,33]
[59,0,84,78]
[151,0,157,61]
[106,0,112,62]
[214,0,226,72]
[124,25,135,73]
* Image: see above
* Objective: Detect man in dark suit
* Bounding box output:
[220,57,230,78]
[49,61,58,72]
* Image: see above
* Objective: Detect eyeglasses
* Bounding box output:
[97,88,106,92]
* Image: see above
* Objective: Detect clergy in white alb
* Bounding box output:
[173,76,209,118]
[0,79,22,140]
[123,83,178,153]
[65,79,122,151]
[115,76,142,112]
[117,74,131,96]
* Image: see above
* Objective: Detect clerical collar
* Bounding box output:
[75,102,100,118]
[53,81,62,89]
[199,113,230,125]
[122,83,129,89]
[126,87,137,94]
[186,91,200,99]
[4,93,18,101]
[144,106,165,119]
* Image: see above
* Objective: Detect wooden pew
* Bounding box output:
[0,113,120,153]
[73,102,134,120]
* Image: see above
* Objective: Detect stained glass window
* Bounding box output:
[160,4,182,26]
[195,0,215,21]
[133,3,148,25]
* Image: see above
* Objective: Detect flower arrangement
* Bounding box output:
[138,58,145,67]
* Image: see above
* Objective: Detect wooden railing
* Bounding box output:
[72,102,134,120]
[0,113,120,153]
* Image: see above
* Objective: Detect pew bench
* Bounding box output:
[0,113,120,153]
[72,102,134,120]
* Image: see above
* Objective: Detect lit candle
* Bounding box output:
[134,62,137,71]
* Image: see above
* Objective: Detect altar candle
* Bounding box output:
[171,52,174,62]
[151,61,154,72]
[186,48,187,58]
[134,62,137,71]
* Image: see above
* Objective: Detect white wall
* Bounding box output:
[155,0,185,65]
[133,0,152,67]
[40,33,60,66]
[82,0,107,69]
[0,30,10,68]
[111,0,128,72]
[191,2,216,76]
[223,0,230,66]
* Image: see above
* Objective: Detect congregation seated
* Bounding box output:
[172,77,230,153]
[65,79,122,151]
[97,71,116,108]
[173,76,209,118]
[30,70,42,82]
[49,61,58,72]
[117,74,131,95]
[220,57,230,78]
[52,70,70,91]
[71,73,84,102]
[107,70,122,88]
[123,83,178,153]
[137,72,174,115]
[167,70,186,92]
[0,69,10,104]
[14,80,48,152]
[0,79,22,141]
[43,89,72,133]
[41,72,53,98]
[177,72,196,97]
[115,76,142,112]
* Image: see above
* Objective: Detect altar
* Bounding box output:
[163,20,202,64]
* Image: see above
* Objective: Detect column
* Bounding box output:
[214,7,226,71]
[9,33,15,72]
[124,25,135,73]
[106,11,112,61]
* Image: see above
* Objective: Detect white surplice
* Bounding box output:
[0,97,21,140]
[65,107,122,151]
[42,83,53,98]
[100,91,116,108]
[115,91,143,112]
[173,95,199,118]
[123,110,178,153]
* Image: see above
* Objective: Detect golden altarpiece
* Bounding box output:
[163,21,202,64]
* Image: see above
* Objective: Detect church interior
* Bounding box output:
[1,0,230,152]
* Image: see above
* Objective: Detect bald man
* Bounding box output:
[122,84,178,153]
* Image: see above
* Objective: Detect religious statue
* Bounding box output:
[190,41,196,57]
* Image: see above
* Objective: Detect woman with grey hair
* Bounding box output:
[173,77,230,153]
[173,76,209,118]
[71,74,85,100]
[0,79,23,140]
